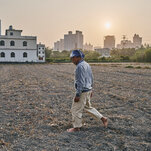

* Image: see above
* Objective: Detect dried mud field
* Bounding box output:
[0,63,151,151]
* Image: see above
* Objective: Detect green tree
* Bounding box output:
[45,47,52,58]
[84,51,101,60]
[145,49,151,62]
[111,48,136,58]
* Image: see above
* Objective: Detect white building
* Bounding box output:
[54,39,64,51]
[64,30,83,51]
[83,43,93,51]
[54,41,60,51]
[54,30,83,51]
[0,22,45,63]
[0,20,1,36]
[117,40,134,49]
[133,34,142,49]
[117,34,142,49]
[104,35,115,50]
[37,43,45,62]
[95,47,111,57]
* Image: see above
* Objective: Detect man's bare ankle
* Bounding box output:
[67,127,81,132]
[101,117,108,128]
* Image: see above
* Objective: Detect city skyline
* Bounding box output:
[0,0,151,47]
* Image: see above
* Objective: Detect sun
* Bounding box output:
[105,22,111,29]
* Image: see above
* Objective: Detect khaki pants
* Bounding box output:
[71,91,103,128]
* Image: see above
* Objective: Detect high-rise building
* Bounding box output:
[54,30,83,51]
[64,30,83,51]
[54,39,64,51]
[54,41,59,51]
[117,34,142,49]
[117,40,134,49]
[133,34,142,49]
[0,20,1,35]
[104,35,115,50]
[64,31,74,51]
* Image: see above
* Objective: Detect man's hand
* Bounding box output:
[90,91,93,98]
[74,96,80,102]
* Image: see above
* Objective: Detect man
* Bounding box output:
[67,50,108,132]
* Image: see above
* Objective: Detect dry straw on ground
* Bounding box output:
[0,63,151,150]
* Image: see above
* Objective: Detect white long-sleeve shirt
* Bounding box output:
[75,60,93,97]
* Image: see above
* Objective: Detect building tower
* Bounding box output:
[0,20,1,35]
[37,43,45,62]
[104,35,115,50]
[133,34,142,49]
[64,30,83,51]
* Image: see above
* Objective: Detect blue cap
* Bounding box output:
[70,50,85,58]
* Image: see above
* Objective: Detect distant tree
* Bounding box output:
[120,56,130,61]
[145,49,151,62]
[132,49,146,62]
[111,48,136,57]
[61,50,70,57]
[52,51,60,56]
[84,51,101,60]
[45,47,52,58]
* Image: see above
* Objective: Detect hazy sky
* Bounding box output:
[0,0,151,47]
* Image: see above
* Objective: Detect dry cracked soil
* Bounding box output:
[0,63,151,151]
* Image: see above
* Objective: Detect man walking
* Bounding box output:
[67,50,108,132]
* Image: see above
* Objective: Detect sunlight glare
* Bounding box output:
[105,22,111,29]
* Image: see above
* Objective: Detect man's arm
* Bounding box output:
[74,66,85,102]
